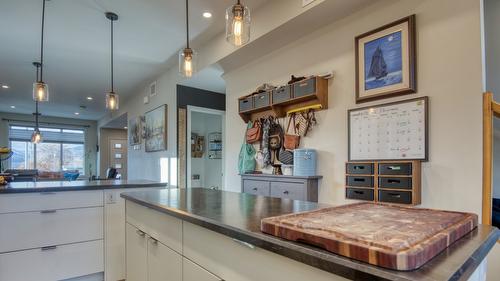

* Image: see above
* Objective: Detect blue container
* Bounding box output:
[293,149,317,176]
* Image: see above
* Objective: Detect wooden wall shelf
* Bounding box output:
[345,160,421,206]
[238,76,328,123]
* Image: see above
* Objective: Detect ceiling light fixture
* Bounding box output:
[33,0,49,102]
[203,12,212,18]
[74,112,80,115]
[225,0,251,46]
[10,106,15,109]
[105,12,119,111]
[32,62,43,144]
[87,96,93,101]
[179,0,197,78]
[1,85,9,89]
[124,126,128,129]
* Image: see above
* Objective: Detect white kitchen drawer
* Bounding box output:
[0,207,103,253]
[183,257,222,281]
[183,222,349,281]
[126,201,182,254]
[0,190,103,214]
[0,239,104,281]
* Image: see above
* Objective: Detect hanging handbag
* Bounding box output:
[295,111,310,136]
[278,149,294,165]
[239,122,256,174]
[284,114,300,150]
[246,120,262,143]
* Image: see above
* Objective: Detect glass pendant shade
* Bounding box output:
[225,2,251,46]
[179,48,197,78]
[106,92,119,110]
[33,82,49,102]
[31,128,42,144]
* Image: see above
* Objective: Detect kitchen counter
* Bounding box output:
[0,179,167,194]
[121,188,499,281]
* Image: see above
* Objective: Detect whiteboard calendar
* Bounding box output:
[348,97,428,161]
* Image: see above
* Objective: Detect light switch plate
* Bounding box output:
[302,0,315,7]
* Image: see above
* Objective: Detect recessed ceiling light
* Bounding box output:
[10,105,15,109]
[74,112,80,115]
[203,12,212,18]
[124,126,128,129]
[87,96,93,100]
[1,85,9,89]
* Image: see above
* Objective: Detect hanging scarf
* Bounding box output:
[261,117,271,167]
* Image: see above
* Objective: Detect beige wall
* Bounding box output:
[99,128,127,177]
[224,0,484,213]
[0,112,98,176]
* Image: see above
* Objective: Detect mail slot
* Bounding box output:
[346,176,374,187]
[378,177,412,189]
[346,163,374,175]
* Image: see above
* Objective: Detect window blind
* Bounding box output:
[9,126,85,143]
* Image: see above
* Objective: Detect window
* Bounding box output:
[8,125,85,174]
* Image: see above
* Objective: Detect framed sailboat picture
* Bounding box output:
[355,15,416,103]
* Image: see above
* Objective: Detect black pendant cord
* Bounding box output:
[110,18,114,92]
[39,0,46,83]
[35,101,39,128]
[185,0,189,49]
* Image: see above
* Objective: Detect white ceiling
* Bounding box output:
[0,0,263,120]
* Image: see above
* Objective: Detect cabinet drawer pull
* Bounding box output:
[388,193,402,198]
[136,229,146,237]
[41,245,57,251]
[232,238,256,250]
[283,190,289,195]
[252,187,258,191]
[387,179,401,184]
[39,192,57,195]
[353,178,365,182]
[40,209,57,214]
[387,166,401,170]
[149,237,158,244]
[354,166,365,170]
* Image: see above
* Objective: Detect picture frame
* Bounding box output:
[348,96,428,161]
[128,116,144,146]
[145,104,168,152]
[355,15,416,103]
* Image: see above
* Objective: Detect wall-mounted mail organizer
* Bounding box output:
[345,160,421,205]
[238,76,329,123]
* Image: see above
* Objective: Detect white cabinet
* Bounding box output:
[126,222,182,281]
[0,240,103,281]
[0,207,103,253]
[104,188,163,281]
[125,223,148,281]
[183,258,222,281]
[148,237,182,281]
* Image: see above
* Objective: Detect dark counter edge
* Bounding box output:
[121,192,500,281]
[240,174,323,180]
[0,182,167,194]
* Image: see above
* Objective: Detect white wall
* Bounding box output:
[224,0,484,214]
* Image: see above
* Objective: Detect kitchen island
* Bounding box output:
[0,180,167,281]
[121,188,499,281]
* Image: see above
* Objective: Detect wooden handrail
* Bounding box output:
[482,92,500,226]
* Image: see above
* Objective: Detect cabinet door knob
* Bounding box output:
[149,237,158,244]
[283,190,289,195]
[136,229,146,237]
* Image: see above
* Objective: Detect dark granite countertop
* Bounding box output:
[0,180,167,194]
[121,188,499,281]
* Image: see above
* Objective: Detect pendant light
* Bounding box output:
[179,0,197,77]
[225,0,251,46]
[105,12,119,111]
[32,62,43,144]
[33,0,49,102]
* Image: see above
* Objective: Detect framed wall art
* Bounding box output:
[145,104,168,152]
[128,116,144,146]
[355,15,416,103]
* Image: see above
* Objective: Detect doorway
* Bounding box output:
[186,106,225,190]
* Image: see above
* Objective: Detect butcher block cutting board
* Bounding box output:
[261,202,478,271]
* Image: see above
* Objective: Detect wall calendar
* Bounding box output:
[348,97,428,161]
